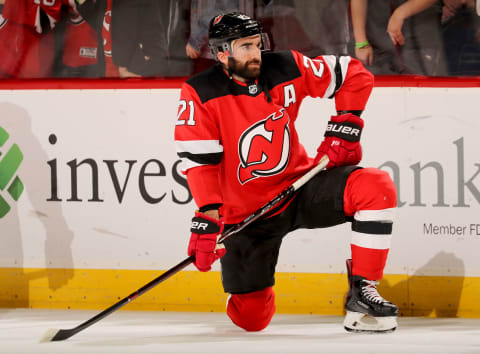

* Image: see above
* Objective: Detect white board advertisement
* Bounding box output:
[0,87,479,277]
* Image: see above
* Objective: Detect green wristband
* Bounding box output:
[355,41,370,49]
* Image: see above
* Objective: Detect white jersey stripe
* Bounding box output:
[178,159,202,173]
[339,56,351,86]
[351,231,392,250]
[354,208,396,222]
[35,7,42,34]
[176,140,223,173]
[176,139,223,155]
[321,55,351,99]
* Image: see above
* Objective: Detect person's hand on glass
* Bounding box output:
[387,10,406,46]
[186,43,200,59]
[355,45,373,66]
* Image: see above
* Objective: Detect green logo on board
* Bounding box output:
[0,126,24,218]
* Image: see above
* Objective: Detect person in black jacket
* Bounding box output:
[111,0,192,77]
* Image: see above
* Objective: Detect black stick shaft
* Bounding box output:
[50,155,329,341]
[219,155,329,243]
[51,256,194,341]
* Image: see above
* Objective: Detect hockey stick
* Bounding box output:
[41,155,329,342]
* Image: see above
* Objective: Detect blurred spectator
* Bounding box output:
[75,0,119,77]
[441,0,480,75]
[111,0,192,77]
[0,0,60,78]
[3,0,63,34]
[292,0,350,56]
[255,0,311,54]
[256,0,350,57]
[55,5,99,77]
[350,0,448,76]
[187,0,254,73]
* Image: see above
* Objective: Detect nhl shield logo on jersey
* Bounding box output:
[238,109,290,184]
[248,84,258,95]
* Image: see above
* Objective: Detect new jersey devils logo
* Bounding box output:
[238,109,290,184]
[212,15,223,25]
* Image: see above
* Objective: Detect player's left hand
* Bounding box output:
[315,113,363,169]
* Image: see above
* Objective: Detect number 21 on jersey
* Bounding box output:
[176,100,196,126]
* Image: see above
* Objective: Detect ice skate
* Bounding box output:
[343,259,398,333]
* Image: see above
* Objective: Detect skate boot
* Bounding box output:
[344,259,398,333]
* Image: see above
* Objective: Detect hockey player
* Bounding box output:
[174,12,398,333]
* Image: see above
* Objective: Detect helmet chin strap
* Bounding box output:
[226,57,235,79]
[259,72,272,103]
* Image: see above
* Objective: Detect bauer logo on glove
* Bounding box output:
[188,211,226,272]
[191,217,221,234]
[325,121,362,142]
[315,113,364,169]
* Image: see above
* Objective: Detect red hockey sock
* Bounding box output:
[351,245,389,280]
[344,168,397,280]
[226,287,276,331]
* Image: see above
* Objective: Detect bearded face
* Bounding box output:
[227,56,262,80]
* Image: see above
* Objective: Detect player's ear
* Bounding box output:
[217,51,230,65]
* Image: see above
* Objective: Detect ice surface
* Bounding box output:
[1,309,480,354]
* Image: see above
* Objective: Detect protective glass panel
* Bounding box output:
[0,0,478,79]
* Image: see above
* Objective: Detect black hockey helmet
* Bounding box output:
[208,12,270,59]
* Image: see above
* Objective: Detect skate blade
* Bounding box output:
[343,311,397,333]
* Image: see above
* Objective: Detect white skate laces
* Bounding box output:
[361,280,386,304]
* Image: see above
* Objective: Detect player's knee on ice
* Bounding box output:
[226,287,275,331]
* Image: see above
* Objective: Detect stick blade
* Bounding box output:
[40,328,76,342]
[39,328,59,343]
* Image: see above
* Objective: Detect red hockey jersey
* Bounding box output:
[62,10,98,68]
[0,15,54,78]
[2,0,72,33]
[175,50,373,224]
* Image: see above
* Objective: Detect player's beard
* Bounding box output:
[227,57,261,80]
